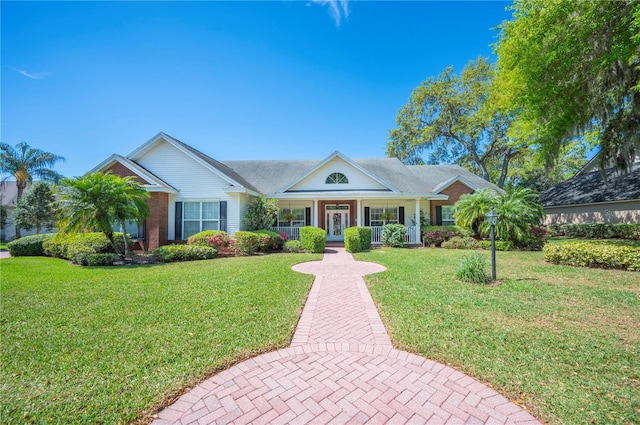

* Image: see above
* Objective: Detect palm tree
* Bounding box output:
[453,187,545,245]
[453,188,498,233]
[490,187,545,244]
[0,141,64,238]
[57,172,149,257]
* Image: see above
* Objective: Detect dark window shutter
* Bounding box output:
[305,207,311,226]
[364,207,370,226]
[398,207,405,225]
[219,201,227,232]
[435,206,442,226]
[175,202,183,240]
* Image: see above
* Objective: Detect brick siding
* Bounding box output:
[429,181,474,225]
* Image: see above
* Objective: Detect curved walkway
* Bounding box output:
[153,248,540,425]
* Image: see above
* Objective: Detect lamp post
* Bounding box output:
[487,207,498,281]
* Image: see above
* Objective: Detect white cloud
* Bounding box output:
[10,67,49,80]
[312,0,349,27]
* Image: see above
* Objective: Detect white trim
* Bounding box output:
[269,191,447,200]
[275,151,400,194]
[432,175,482,194]
[223,186,261,196]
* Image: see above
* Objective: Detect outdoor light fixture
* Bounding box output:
[487,207,498,281]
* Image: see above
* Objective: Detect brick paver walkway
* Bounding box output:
[153,248,540,424]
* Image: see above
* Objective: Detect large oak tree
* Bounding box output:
[387,57,521,188]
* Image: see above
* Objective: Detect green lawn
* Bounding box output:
[355,248,640,425]
[1,253,320,423]
[0,241,8,250]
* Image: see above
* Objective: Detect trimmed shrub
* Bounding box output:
[547,223,640,240]
[422,226,464,247]
[299,226,326,253]
[382,224,406,247]
[187,230,230,249]
[441,236,479,250]
[44,232,128,259]
[344,228,361,253]
[234,231,261,255]
[254,229,284,252]
[153,244,217,263]
[478,240,513,251]
[455,253,488,284]
[352,226,372,251]
[283,240,304,253]
[71,249,120,266]
[543,241,640,271]
[525,225,548,251]
[7,233,55,256]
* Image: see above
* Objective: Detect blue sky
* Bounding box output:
[2,1,512,179]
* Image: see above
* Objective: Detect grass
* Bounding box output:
[0,241,7,250]
[1,253,321,423]
[355,248,640,425]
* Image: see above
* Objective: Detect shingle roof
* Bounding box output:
[170,138,261,193]
[540,163,640,207]
[221,157,501,195]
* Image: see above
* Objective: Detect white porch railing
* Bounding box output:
[271,225,420,245]
[270,226,301,241]
[369,225,420,245]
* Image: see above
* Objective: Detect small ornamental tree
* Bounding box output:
[13,182,57,234]
[244,195,279,231]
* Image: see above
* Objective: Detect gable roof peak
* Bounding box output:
[274,150,400,193]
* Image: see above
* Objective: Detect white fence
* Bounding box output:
[271,225,420,245]
[370,226,419,245]
[270,226,301,241]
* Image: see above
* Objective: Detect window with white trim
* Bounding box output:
[277,208,305,227]
[183,201,219,239]
[370,207,398,226]
[441,205,455,226]
[325,172,348,184]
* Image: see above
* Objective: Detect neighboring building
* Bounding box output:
[91,132,501,250]
[540,160,640,225]
[0,181,57,240]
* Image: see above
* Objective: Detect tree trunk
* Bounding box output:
[120,221,129,256]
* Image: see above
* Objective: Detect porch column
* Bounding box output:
[313,200,318,227]
[415,199,421,243]
[356,199,362,226]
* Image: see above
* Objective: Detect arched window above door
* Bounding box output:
[325,172,348,184]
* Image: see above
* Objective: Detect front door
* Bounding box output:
[326,206,349,241]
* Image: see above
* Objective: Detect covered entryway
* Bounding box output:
[326,205,350,241]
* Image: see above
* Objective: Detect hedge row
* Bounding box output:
[43,232,128,259]
[543,241,640,271]
[548,223,640,240]
[7,233,55,257]
[154,245,217,262]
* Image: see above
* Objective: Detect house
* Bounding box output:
[540,158,640,225]
[91,132,501,250]
[0,181,57,240]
